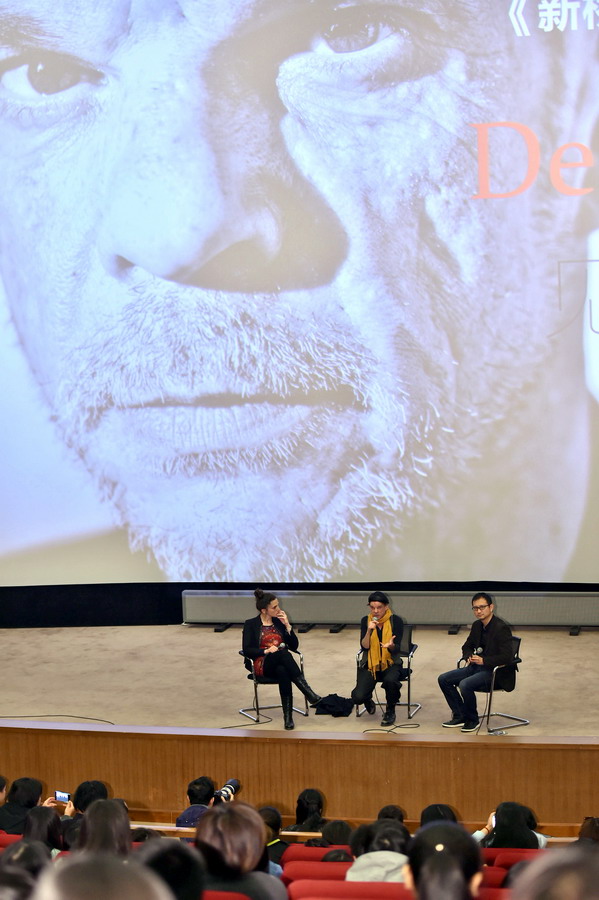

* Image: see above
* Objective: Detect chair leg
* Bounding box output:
[486,711,530,733]
[481,684,529,734]
[239,680,274,723]
[395,673,421,719]
[356,675,422,719]
[239,682,308,723]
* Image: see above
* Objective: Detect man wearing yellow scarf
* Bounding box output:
[351,591,405,726]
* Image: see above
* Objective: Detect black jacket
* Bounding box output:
[242,615,299,671]
[461,615,515,691]
[0,801,32,834]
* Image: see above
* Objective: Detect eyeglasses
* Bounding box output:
[472,605,490,612]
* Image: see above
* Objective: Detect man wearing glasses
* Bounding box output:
[438,593,513,733]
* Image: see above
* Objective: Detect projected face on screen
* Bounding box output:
[0,1,597,582]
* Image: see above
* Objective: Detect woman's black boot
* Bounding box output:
[293,675,321,707]
[282,695,295,730]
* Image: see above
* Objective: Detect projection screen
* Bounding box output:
[0,0,598,586]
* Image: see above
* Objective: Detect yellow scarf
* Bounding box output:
[367,607,394,675]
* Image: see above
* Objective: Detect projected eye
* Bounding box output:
[287,3,445,88]
[0,51,104,99]
[317,5,399,54]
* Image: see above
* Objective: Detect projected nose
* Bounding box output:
[101,111,346,294]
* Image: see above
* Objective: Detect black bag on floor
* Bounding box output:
[314,694,355,717]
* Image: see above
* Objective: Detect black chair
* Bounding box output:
[356,623,421,720]
[238,650,309,724]
[459,636,529,734]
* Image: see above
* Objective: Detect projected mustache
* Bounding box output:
[56,288,379,437]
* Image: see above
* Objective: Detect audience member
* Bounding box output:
[0,776,8,806]
[61,781,109,850]
[176,778,215,828]
[377,805,406,824]
[23,809,63,858]
[286,789,327,833]
[576,815,599,844]
[511,844,599,900]
[0,781,55,835]
[135,839,205,900]
[520,805,549,848]
[252,846,283,880]
[321,820,352,845]
[64,781,109,820]
[322,849,352,862]
[420,805,459,827]
[195,802,286,900]
[346,820,410,882]
[0,841,51,881]
[0,866,36,900]
[30,854,173,900]
[76,800,131,857]
[257,808,288,866]
[403,822,483,900]
[478,802,540,849]
[130,827,164,843]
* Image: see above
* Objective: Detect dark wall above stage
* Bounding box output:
[0,583,184,628]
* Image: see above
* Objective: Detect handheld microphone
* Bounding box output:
[468,646,483,664]
[278,643,286,650]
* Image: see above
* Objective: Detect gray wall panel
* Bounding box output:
[182,590,599,627]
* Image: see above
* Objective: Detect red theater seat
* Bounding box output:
[281,845,351,865]
[494,849,544,869]
[288,880,412,900]
[481,847,504,865]
[288,879,509,900]
[203,893,248,900]
[481,866,508,887]
[0,833,22,849]
[479,890,510,900]
[282,861,352,886]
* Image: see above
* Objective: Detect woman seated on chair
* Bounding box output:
[403,822,483,900]
[242,589,321,731]
[476,802,542,849]
[196,802,287,900]
[351,591,404,727]
[285,788,328,833]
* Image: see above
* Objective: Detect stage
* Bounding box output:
[0,623,597,833]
